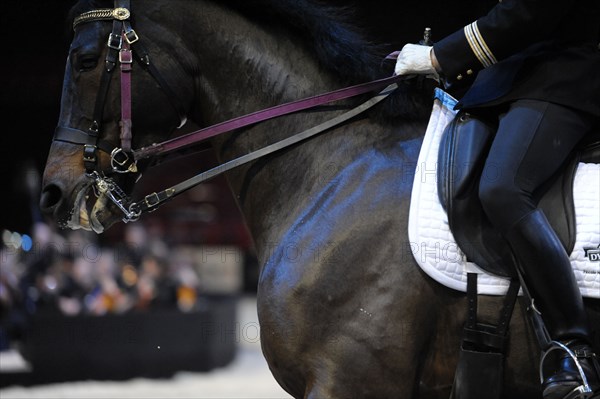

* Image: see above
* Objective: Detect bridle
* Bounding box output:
[53,0,190,221]
[53,0,405,225]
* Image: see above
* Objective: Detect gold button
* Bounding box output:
[457,74,463,80]
[466,69,473,75]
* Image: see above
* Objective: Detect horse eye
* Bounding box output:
[74,54,99,72]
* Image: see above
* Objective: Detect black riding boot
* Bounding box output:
[542,340,600,399]
[504,210,599,398]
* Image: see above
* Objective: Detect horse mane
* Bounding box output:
[68,0,434,122]
[222,0,386,84]
[221,0,434,122]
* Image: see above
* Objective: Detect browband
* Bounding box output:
[73,7,131,29]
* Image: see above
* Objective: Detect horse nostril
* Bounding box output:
[40,183,64,213]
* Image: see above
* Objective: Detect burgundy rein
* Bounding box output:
[133,73,403,162]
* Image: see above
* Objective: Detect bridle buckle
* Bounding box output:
[107,32,123,50]
[110,148,138,173]
[83,144,97,163]
[119,50,133,64]
[124,29,139,44]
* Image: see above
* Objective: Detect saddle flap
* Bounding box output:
[437,112,514,277]
[437,113,495,208]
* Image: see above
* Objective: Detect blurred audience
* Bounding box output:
[0,222,237,351]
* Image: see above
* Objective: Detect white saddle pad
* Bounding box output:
[408,88,600,298]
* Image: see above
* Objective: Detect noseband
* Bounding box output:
[53,0,406,225]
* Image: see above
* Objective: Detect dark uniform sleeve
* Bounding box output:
[433,0,570,88]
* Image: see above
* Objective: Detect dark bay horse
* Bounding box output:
[40,0,599,397]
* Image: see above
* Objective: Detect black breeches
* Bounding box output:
[477,99,596,339]
[478,99,594,234]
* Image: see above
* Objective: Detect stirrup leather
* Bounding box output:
[540,341,596,399]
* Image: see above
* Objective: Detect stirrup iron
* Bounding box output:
[540,341,594,399]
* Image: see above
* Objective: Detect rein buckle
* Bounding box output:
[144,192,161,208]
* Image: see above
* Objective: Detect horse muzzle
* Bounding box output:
[40,173,135,233]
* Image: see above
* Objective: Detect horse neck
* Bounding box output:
[171,1,394,252]
[165,2,370,244]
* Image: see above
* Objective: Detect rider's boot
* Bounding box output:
[542,340,600,399]
[504,209,600,399]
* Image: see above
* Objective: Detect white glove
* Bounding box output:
[394,44,438,79]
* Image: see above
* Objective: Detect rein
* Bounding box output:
[132,83,399,216]
[56,0,404,224]
[132,74,403,161]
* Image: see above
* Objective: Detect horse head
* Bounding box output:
[40,0,195,233]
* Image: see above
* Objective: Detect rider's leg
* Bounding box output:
[504,209,600,399]
[478,99,599,398]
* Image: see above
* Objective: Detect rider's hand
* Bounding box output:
[394,44,439,80]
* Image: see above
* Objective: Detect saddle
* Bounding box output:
[437,111,600,278]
